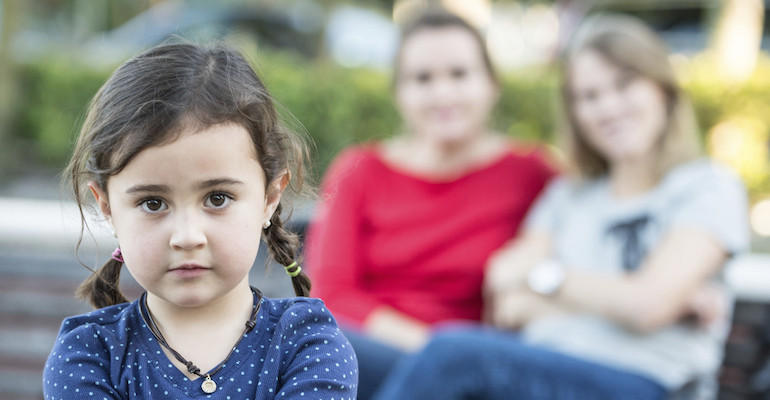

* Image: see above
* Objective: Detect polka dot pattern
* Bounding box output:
[43,297,358,399]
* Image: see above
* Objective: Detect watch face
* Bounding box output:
[528,260,566,296]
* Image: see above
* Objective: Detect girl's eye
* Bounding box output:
[205,193,232,209]
[415,72,431,84]
[140,198,167,213]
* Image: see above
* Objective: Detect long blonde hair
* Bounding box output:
[560,14,702,179]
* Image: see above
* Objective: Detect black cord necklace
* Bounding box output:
[138,287,262,394]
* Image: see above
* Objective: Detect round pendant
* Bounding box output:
[201,376,217,394]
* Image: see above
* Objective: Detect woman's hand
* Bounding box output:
[364,306,431,352]
[680,283,729,328]
[484,231,553,297]
[483,230,564,329]
[485,246,532,294]
[488,290,565,330]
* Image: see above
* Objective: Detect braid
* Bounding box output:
[263,203,312,297]
[75,258,129,309]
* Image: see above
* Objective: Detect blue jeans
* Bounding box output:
[342,328,406,400]
[371,328,668,400]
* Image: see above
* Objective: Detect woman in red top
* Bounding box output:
[305,12,555,399]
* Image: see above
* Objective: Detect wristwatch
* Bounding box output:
[527,259,567,296]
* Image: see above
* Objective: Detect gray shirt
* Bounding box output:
[521,159,750,391]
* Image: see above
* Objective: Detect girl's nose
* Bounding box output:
[169,208,208,251]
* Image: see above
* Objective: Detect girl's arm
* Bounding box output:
[273,300,358,399]
[44,324,123,399]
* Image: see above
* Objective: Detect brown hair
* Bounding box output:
[394,11,498,86]
[66,42,312,308]
[560,14,701,179]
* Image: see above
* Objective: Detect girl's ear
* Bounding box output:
[264,170,289,221]
[87,181,112,220]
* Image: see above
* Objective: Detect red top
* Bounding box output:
[306,144,556,327]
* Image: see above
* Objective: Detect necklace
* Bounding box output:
[138,287,262,394]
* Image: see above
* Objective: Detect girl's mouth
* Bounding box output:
[170,264,210,278]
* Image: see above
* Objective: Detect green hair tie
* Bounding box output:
[284,261,302,278]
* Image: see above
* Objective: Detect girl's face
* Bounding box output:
[90,123,283,309]
[396,27,499,145]
[569,49,669,165]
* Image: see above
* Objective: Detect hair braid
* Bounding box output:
[263,203,311,297]
[75,258,128,309]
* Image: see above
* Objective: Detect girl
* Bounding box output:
[305,11,555,400]
[43,42,357,399]
[371,14,749,400]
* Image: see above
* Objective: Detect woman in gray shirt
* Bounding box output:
[372,13,749,400]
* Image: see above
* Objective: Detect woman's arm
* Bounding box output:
[307,149,390,324]
[483,230,569,329]
[484,230,552,296]
[486,228,728,333]
[556,228,727,332]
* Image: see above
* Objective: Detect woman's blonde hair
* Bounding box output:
[560,14,702,179]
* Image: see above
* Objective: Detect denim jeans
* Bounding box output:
[342,327,406,400]
[371,327,669,400]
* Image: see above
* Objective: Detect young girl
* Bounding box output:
[43,42,357,399]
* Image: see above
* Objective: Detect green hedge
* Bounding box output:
[14,59,109,166]
[12,50,770,197]
[12,51,557,177]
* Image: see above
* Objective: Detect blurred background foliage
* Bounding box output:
[11,47,770,196]
[10,47,561,181]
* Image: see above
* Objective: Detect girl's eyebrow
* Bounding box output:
[195,178,245,190]
[125,179,243,195]
[126,184,169,194]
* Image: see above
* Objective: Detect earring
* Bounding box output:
[112,230,117,238]
[263,220,271,229]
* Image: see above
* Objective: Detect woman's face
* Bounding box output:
[569,49,669,165]
[395,26,499,145]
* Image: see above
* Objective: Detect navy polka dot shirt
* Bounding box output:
[44,296,358,399]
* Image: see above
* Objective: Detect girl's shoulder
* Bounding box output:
[261,296,348,342]
[56,301,137,339]
[259,296,355,362]
[45,301,139,394]
[262,296,336,325]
